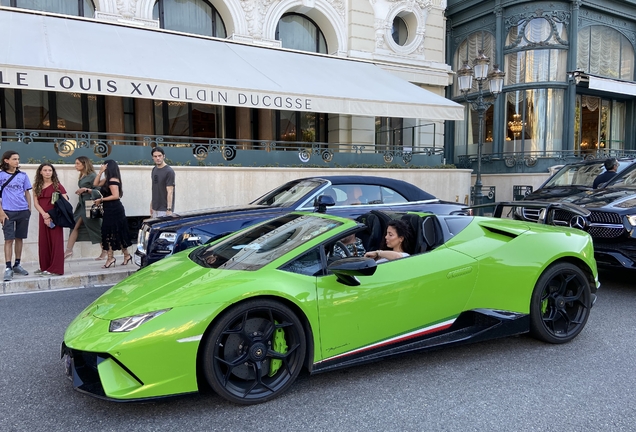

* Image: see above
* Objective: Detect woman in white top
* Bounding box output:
[365,219,413,263]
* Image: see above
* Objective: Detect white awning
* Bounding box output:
[0,9,463,121]
[587,75,636,96]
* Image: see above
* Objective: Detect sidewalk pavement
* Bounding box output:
[0,257,137,295]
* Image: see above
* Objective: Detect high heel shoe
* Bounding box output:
[122,255,133,266]
[95,252,107,261]
[102,257,116,269]
[64,250,73,259]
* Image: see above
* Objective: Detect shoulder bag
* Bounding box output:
[0,169,21,198]
[86,190,104,219]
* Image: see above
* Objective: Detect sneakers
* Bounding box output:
[12,264,29,276]
[3,267,13,281]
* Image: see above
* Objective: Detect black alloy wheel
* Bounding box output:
[530,262,592,344]
[202,299,306,404]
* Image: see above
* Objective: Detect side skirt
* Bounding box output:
[311,309,529,374]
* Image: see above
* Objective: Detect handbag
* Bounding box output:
[90,202,104,219]
[86,190,104,219]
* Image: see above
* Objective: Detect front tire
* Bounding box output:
[202,299,306,404]
[530,262,591,344]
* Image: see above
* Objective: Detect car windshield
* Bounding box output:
[252,179,325,207]
[607,166,636,188]
[544,163,604,188]
[190,214,342,271]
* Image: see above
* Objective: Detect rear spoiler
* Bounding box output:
[469,201,591,224]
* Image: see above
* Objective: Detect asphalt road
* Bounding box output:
[1,270,635,432]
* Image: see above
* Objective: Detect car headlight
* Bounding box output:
[627,215,636,226]
[154,232,178,254]
[109,309,171,332]
[159,232,177,242]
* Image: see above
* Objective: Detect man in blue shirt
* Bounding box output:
[0,151,32,281]
[593,158,619,189]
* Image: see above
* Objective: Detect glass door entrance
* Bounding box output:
[575,95,625,155]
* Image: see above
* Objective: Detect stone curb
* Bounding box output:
[0,260,137,295]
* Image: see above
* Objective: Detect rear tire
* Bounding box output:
[202,299,306,404]
[530,262,591,344]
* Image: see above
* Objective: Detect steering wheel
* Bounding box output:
[334,241,353,257]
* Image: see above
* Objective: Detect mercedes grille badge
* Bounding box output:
[570,215,588,230]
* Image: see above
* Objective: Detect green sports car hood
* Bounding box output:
[90,252,245,320]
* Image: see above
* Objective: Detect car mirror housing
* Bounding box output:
[328,257,377,286]
[314,195,336,213]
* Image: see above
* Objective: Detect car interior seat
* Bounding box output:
[422,216,443,250]
[356,210,391,251]
[401,213,426,254]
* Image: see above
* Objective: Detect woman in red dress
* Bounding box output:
[32,163,68,276]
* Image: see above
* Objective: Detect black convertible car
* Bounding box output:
[135,176,469,268]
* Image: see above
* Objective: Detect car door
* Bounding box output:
[316,246,478,361]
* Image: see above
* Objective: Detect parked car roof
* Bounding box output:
[252,176,436,203]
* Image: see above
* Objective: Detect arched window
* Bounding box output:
[505,17,568,85]
[274,13,328,144]
[276,13,327,54]
[1,0,94,17]
[577,25,634,80]
[153,0,226,38]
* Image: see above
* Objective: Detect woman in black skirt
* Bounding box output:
[93,159,132,268]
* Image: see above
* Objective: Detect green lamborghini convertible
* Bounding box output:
[62,206,599,405]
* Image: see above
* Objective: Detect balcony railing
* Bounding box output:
[0,129,445,168]
[457,148,636,174]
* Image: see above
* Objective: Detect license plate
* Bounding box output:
[133,252,142,267]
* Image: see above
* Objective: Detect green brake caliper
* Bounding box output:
[541,290,549,315]
[269,321,288,377]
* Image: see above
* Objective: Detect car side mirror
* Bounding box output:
[314,195,336,213]
[328,257,377,286]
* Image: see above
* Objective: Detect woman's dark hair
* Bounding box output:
[381,219,414,254]
[1,150,18,171]
[102,159,124,197]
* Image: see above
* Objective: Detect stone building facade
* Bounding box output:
[446,0,636,175]
[0,0,461,167]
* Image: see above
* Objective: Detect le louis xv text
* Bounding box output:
[0,70,312,110]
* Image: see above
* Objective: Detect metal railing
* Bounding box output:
[0,129,445,167]
[456,148,636,171]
